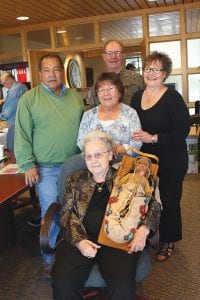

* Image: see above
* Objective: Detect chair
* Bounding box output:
[40,149,159,298]
[6,124,15,152]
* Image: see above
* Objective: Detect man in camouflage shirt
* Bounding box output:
[87,40,144,106]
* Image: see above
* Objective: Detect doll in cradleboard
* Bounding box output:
[104,156,157,243]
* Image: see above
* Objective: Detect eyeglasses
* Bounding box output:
[104,51,124,57]
[143,67,164,74]
[97,86,115,93]
[83,150,110,161]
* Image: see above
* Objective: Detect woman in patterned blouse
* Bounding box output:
[77,72,142,157]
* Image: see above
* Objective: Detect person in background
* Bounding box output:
[0,72,28,126]
[52,130,161,300]
[87,40,144,107]
[126,63,136,71]
[78,72,142,156]
[131,51,190,262]
[14,53,84,278]
[0,99,4,114]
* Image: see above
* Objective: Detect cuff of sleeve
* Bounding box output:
[20,162,36,172]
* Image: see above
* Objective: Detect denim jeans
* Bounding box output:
[37,164,62,264]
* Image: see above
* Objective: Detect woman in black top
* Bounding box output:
[131,51,190,262]
[52,130,161,300]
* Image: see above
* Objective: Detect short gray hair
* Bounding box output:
[82,130,114,153]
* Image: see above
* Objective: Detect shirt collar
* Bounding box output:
[41,83,67,95]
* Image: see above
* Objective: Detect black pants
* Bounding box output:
[159,171,186,243]
[52,240,139,300]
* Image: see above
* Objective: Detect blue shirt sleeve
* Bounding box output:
[0,82,28,125]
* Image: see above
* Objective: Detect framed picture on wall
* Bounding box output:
[67,59,81,88]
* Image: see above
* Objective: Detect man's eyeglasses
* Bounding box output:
[143,67,164,74]
[83,150,110,161]
[104,51,124,57]
[97,86,115,93]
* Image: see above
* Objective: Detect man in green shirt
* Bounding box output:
[14,54,84,275]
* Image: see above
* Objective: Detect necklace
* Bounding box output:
[96,182,105,192]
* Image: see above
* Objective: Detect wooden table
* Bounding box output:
[0,173,28,205]
[0,172,29,252]
[0,151,38,252]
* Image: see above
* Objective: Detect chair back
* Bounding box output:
[6,124,15,152]
[58,153,86,204]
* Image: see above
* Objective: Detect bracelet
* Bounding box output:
[151,135,155,145]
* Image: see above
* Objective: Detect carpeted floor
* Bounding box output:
[141,173,200,300]
[0,173,199,300]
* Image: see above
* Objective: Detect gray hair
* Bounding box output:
[82,130,114,153]
[1,71,15,82]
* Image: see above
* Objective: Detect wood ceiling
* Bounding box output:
[0,0,199,31]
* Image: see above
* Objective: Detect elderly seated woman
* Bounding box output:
[52,130,161,300]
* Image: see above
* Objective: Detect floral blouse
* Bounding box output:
[77,103,142,151]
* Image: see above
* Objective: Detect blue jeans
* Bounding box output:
[37,164,62,264]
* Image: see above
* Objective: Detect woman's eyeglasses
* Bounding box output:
[97,86,115,93]
[143,67,164,74]
[83,151,110,161]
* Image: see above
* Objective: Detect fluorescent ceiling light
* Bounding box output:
[74,36,83,40]
[158,17,170,21]
[16,16,29,21]
[57,29,66,34]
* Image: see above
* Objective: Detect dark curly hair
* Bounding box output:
[143,51,172,79]
[95,72,124,102]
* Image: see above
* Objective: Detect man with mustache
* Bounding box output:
[14,54,84,277]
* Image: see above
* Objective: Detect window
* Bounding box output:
[188,74,200,102]
[165,75,182,95]
[150,41,181,69]
[56,23,95,47]
[186,8,200,33]
[187,39,200,68]
[125,56,142,74]
[148,12,180,37]
[0,33,21,54]
[100,17,143,41]
[27,29,51,49]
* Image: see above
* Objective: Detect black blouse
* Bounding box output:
[83,183,109,242]
[131,89,190,175]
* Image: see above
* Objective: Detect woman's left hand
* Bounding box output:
[127,225,150,254]
[132,130,153,144]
